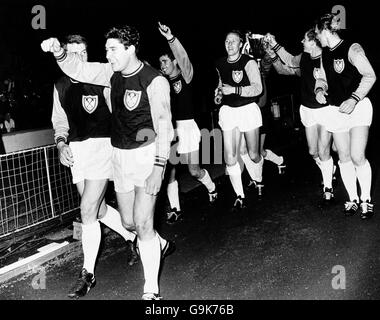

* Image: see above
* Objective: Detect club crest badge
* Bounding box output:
[124,90,142,111]
[232,70,243,83]
[82,95,98,114]
[333,59,345,74]
[313,67,320,80]
[173,80,182,94]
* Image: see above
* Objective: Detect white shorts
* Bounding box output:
[175,119,201,154]
[69,137,113,185]
[218,102,262,132]
[299,105,330,128]
[323,98,373,133]
[112,142,155,193]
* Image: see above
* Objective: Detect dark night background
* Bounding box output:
[0,0,378,136]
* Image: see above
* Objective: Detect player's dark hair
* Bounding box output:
[305,28,321,48]
[159,50,175,61]
[105,25,140,52]
[62,34,88,50]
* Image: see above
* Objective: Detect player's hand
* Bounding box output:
[214,94,222,105]
[339,98,357,114]
[264,46,276,58]
[158,22,173,40]
[57,143,74,167]
[145,166,164,196]
[41,37,62,53]
[214,88,223,104]
[221,83,234,95]
[264,33,277,48]
[315,90,328,104]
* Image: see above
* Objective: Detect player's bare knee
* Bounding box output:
[351,154,366,167]
[248,150,260,163]
[318,150,331,162]
[337,151,351,163]
[80,201,98,224]
[225,156,237,167]
[309,149,318,159]
[135,221,154,238]
[120,218,135,231]
[240,146,248,156]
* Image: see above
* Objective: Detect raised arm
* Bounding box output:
[271,54,301,76]
[265,33,302,68]
[273,46,302,69]
[41,37,113,87]
[263,44,300,76]
[158,22,193,83]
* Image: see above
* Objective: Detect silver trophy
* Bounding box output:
[243,31,267,59]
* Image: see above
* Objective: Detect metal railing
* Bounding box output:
[0,145,80,239]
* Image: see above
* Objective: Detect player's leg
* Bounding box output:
[244,128,264,198]
[98,185,136,242]
[350,125,373,219]
[334,131,360,216]
[260,125,285,174]
[301,106,323,178]
[121,185,174,263]
[186,149,217,203]
[68,179,107,299]
[178,119,218,203]
[133,187,162,299]
[126,143,174,300]
[260,132,266,157]
[348,98,373,219]
[114,189,140,265]
[239,102,263,198]
[317,125,334,202]
[166,164,182,224]
[223,127,246,210]
[219,105,245,209]
[240,134,258,185]
[305,124,322,172]
[91,138,138,263]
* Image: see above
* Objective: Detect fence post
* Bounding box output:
[43,146,55,219]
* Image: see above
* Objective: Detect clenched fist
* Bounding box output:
[41,37,62,54]
[263,33,277,49]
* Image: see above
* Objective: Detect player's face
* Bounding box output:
[225,33,242,57]
[301,33,315,53]
[105,38,131,73]
[159,55,175,77]
[315,26,328,47]
[66,43,88,62]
